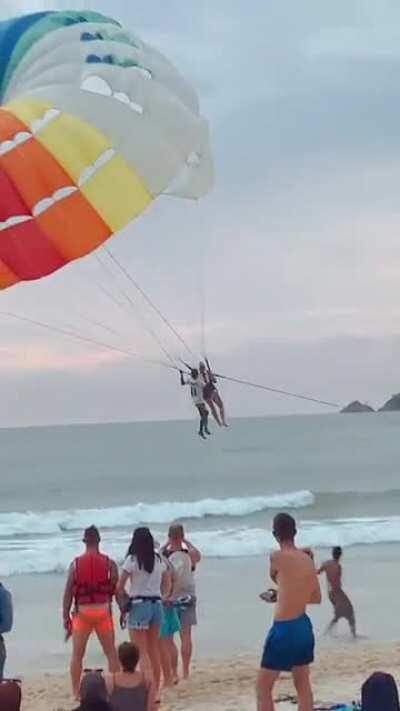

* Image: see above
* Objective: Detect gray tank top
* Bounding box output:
[110,678,148,711]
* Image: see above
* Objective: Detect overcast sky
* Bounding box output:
[1,0,400,426]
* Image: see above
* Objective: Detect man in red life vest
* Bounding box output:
[63,526,119,697]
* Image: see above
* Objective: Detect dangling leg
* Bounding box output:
[206,397,222,425]
[202,405,211,436]
[197,406,206,439]
[213,391,227,426]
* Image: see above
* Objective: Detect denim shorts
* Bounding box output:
[128,599,164,631]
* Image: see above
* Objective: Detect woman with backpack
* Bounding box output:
[116,528,170,704]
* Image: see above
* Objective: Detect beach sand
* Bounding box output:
[20,639,400,710]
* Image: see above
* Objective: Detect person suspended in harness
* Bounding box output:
[0,581,13,680]
[199,360,228,427]
[63,526,120,699]
[179,368,211,439]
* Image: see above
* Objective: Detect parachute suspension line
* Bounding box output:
[103,246,196,360]
[214,373,340,409]
[68,264,155,351]
[82,273,128,311]
[73,311,135,342]
[93,252,179,371]
[0,311,179,372]
[198,215,207,360]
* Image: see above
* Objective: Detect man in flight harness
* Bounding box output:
[180,368,211,439]
[63,525,120,698]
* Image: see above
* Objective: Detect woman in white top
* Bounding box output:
[116,528,170,703]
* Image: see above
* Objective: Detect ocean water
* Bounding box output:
[0,412,399,577]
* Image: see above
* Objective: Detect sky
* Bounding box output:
[1,0,400,426]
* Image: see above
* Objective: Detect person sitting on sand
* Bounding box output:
[105,642,154,711]
[199,361,227,427]
[318,546,356,638]
[116,527,170,704]
[63,526,119,698]
[257,512,321,711]
[179,368,211,439]
[161,524,201,680]
[362,671,400,711]
[74,671,112,711]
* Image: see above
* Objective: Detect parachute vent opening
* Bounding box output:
[81,32,103,42]
[187,151,201,167]
[81,76,144,114]
[0,215,32,231]
[87,53,114,65]
[81,75,112,96]
[33,187,78,217]
[0,109,61,158]
[78,148,116,187]
[131,66,152,80]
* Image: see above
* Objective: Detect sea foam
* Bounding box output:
[0,490,314,537]
[2,514,400,576]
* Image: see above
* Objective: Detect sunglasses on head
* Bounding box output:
[83,668,103,673]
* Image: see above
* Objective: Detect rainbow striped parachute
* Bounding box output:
[0,10,212,289]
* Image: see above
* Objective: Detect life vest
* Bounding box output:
[73,552,114,606]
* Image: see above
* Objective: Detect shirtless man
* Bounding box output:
[257,513,321,711]
[318,546,356,638]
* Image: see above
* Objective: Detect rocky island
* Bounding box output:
[379,393,400,412]
[341,401,375,413]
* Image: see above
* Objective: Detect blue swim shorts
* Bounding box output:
[261,614,315,672]
[128,599,164,631]
[160,606,181,640]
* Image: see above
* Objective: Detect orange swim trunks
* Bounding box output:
[72,606,114,634]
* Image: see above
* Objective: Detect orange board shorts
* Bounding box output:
[72,606,114,634]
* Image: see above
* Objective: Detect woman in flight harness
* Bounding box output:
[63,526,120,698]
[199,361,228,427]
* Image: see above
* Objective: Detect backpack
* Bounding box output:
[0,679,21,710]
[0,585,13,634]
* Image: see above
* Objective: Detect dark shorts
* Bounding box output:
[203,383,216,400]
[261,614,315,672]
[329,590,355,623]
[177,597,197,628]
[0,636,6,680]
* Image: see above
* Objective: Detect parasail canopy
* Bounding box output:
[0,10,213,289]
